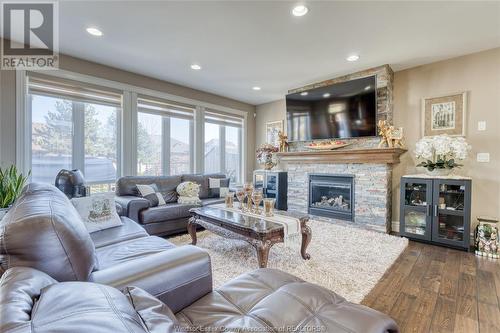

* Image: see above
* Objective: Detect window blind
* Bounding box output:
[137,96,194,120]
[204,109,244,128]
[27,72,122,107]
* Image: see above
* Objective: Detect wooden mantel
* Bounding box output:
[276,148,407,164]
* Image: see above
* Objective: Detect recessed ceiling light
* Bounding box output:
[300,92,308,96]
[252,86,261,91]
[364,85,372,91]
[292,5,309,17]
[86,27,103,37]
[323,93,331,98]
[346,54,360,62]
[190,64,202,70]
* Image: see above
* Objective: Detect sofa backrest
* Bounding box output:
[0,183,96,282]
[116,175,182,203]
[116,174,227,200]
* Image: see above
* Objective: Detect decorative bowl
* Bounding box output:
[306,140,350,151]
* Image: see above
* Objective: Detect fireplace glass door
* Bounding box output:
[308,174,354,221]
[310,183,351,212]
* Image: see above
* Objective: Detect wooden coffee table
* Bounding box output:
[188,206,311,268]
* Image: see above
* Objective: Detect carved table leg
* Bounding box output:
[254,240,272,268]
[300,223,312,260]
[187,217,198,245]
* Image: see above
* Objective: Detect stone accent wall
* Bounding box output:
[286,162,392,233]
[287,64,394,152]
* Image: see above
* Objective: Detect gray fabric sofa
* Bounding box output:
[115,174,227,236]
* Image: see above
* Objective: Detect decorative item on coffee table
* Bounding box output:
[251,188,263,214]
[235,187,246,211]
[415,134,471,176]
[243,182,254,212]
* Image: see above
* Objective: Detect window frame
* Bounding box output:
[136,107,194,176]
[203,112,244,184]
[17,69,248,185]
[27,84,122,188]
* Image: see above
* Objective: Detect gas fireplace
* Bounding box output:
[308,174,354,221]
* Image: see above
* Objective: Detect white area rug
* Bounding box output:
[169,220,408,303]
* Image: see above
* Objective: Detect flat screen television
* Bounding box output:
[286,76,377,142]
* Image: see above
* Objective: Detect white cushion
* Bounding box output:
[71,193,123,233]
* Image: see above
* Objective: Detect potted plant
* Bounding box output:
[0,166,30,220]
[415,135,471,176]
[256,144,279,170]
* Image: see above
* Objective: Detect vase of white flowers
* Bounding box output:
[415,135,471,175]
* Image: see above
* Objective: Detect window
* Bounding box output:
[28,73,121,192]
[204,122,221,174]
[204,110,243,184]
[137,97,193,175]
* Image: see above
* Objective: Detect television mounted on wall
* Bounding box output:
[286,76,377,142]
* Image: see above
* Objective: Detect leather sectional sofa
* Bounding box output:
[0,183,400,333]
[115,173,227,236]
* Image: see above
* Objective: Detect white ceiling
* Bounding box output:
[24,1,500,104]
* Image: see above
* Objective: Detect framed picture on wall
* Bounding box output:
[421,92,467,137]
[266,120,283,147]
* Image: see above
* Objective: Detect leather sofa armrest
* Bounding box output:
[90,245,212,313]
[115,195,150,223]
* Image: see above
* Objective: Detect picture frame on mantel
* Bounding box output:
[266,120,283,147]
[421,92,467,137]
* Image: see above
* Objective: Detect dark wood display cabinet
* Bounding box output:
[253,170,288,211]
[400,175,471,251]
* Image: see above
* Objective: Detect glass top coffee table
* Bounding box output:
[188,206,311,268]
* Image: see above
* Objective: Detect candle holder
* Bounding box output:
[263,198,275,217]
[243,182,254,212]
[235,187,245,211]
[252,189,263,214]
[225,192,234,208]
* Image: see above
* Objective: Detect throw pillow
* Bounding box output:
[176,181,201,205]
[209,177,230,197]
[71,193,123,233]
[136,184,166,206]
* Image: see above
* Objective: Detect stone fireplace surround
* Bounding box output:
[286,162,392,233]
[276,64,402,233]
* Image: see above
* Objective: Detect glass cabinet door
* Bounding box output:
[400,179,433,241]
[254,173,264,190]
[432,180,470,247]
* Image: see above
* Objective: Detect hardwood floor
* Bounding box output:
[361,241,500,333]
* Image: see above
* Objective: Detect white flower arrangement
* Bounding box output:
[415,135,471,171]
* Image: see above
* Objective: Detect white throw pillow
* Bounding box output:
[71,193,123,233]
[136,184,166,206]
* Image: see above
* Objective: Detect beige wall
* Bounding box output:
[255,47,500,226]
[0,52,256,180]
[255,99,286,154]
[393,48,500,226]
